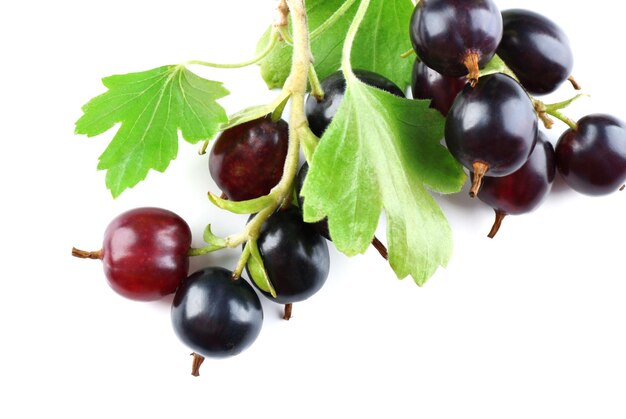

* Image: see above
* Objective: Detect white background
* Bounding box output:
[1,1,625,418]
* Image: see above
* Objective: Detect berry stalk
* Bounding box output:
[71,247,102,260]
[534,95,584,130]
[191,353,205,377]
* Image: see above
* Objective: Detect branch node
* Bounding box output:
[275,0,290,28]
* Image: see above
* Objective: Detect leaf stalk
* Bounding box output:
[310,0,358,40]
[341,0,371,78]
[186,29,280,69]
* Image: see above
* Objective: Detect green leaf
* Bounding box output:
[208,192,274,215]
[257,0,355,89]
[246,240,277,298]
[481,54,518,80]
[301,79,466,285]
[256,29,291,89]
[187,224,226,257]
[202,224,227,249]
[350,0,415,88]
[257,0,414,89]
[300,126,320,163]
[76,65,229,197]
[220,90,291,131]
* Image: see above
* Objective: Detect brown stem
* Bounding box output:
[371,236,388,260]
[620,184,625,192]
[538,113,555,129]
[463,51,480,87]
[470,161,489,198]
[71,247,102,260]
[191,353,205,377]
[283,303,293,320]
[220,192,227,200]
[568,75,582,91]
[275,0,289,28]
[487,210,507,239]
[533,100,555,129]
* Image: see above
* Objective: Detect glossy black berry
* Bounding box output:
[555,114,626,196]
[409,0,503,81]
[305,69,404,137]
[249,207,330,305]
[476,133,556,237]
[411,60,467,116]
[171,267,263,359]
[497,9,574,95]
[445,73,538,196]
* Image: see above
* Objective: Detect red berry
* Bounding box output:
[74,207,192,301]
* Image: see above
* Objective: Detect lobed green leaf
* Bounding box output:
[301,79,466,285]
[76,65,229,197]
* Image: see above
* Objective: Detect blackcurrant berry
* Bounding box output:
[72,207,192,301]
[209,116,289,201]
[248,207,330,307]
[555,114,626,196]
[411,60,467,116]
[409,0,503,83]
[171,267,263,359]
[305,69,404,137]
[445,73,538,197]
[497,9,574,95]
[476,133,556,238]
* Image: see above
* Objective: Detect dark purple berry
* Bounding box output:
[555,114,626,196]
[409,0,503,82]
[445,73,538,197]
[411,60,467,116]
[497,9,574,95]
[476,133,556,237]
[209,116,289,201]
